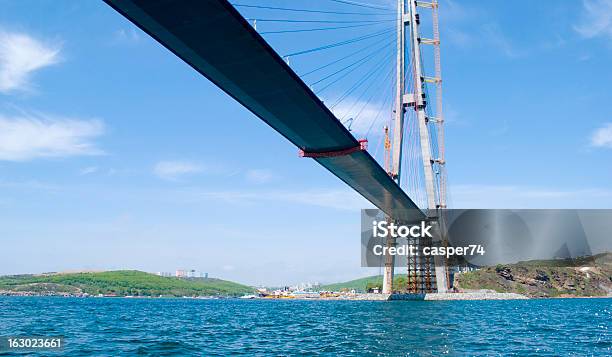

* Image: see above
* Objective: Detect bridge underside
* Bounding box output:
[104,0,424,222]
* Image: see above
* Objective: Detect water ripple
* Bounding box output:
[0,297,610,356]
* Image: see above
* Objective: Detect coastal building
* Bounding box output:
[174,269,206,278]
[290,291,320,298]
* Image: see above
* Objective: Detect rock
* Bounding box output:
[497,267,514,281]
[535,270,549,282]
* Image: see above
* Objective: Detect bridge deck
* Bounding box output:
[104,0,424,220]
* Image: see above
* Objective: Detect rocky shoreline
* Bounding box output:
[455,253,612,298]
[285,291,529,301]
[423,292,528,300]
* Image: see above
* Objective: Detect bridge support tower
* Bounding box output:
[383,0,448,294]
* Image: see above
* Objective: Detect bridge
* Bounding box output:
[104,0,449,294]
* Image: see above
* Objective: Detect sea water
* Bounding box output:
[0,297,609,355]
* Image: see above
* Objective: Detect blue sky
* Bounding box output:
[0,0,611,285]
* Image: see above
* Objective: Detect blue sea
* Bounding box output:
[0,297,609,356]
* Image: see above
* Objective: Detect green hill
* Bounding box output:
[320,275,410,293]
[320,276,382,292]
[0,270,254,297]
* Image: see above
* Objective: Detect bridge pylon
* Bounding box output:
[383,0,448,294]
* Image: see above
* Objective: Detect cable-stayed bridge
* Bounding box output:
[104,0,448,294]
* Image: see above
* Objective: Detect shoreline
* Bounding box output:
[2,292,611,301]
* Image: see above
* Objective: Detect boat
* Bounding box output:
[239,294,258,299]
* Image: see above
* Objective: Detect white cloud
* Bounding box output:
[331,100,391,137]
[443,105,468,126]
[450,184,612,209]
[0,113,104,161]
[441,0,480,23]
[245,169,275,184]
[0,30,61,93]
[112,28,141,44]
[197,188,370,211]
[445,28,472,48]
[481,23,522,58]
[0,179,61,192]
[575,0,612,39]
[439,1,485,49]
[489,119,509,136]
[591,123,612,148]
[79,166,99,175]
[222,265,235,272]
[154,160,203,180]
